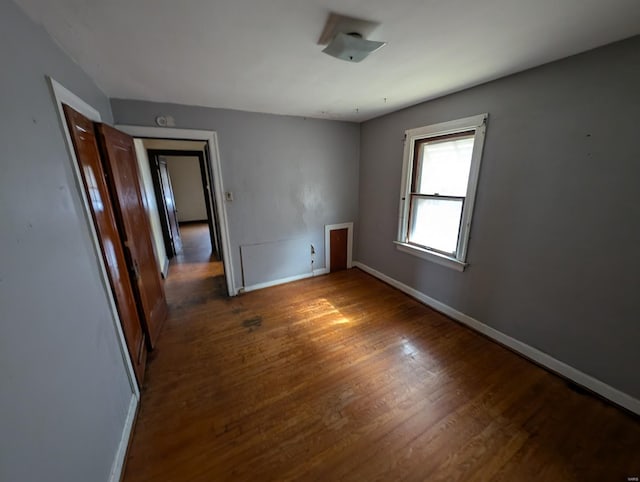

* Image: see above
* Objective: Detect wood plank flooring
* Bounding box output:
[123,224,640,481]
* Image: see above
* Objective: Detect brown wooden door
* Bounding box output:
[148,152,182,259]
[330,228,348,272]
[200,149,220,256]
[95,124,168,349]
[62,105,146,386]
[158,158,182,255]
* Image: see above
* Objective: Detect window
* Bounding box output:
[396,114,488,271]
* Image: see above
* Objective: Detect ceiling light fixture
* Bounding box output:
[318,13,386,63]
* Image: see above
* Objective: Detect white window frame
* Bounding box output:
[395,113,488,271]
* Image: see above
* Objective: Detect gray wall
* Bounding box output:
[0,1,133,481]
[111,100,360,292]
[357,36,640,399]
[165,156,208,222]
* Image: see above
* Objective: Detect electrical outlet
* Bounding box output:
[224,191,233,201]
[311,244,316,255]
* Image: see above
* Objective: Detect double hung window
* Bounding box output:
[396,114,488,271]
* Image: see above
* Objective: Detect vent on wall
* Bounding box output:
[240,238,312,289]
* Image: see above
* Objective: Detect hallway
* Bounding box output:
[123,222,228,479]
[121,223,640,481]
[159,223,227,324]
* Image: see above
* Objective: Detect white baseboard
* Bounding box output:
[108,394,138,482]
[239,267,329,294]
[161,257,169,279]
[353,261,640,416]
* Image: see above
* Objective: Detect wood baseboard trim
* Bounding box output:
[108,394,139,482]
[353,261,640,416]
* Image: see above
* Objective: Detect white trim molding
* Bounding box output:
[394,241,466,272]
[108,394,138,482]
[115,125,235,297]
[397,113,488,270]
[237,268,329,294]
[241,275,309,294]
[325,222,354,272]
[353,261,640,416]
[48,78,140,400]
[239,268,328,294]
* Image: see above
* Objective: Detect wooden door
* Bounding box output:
[62,105,146,385]
[158,159,182,255]
[148,152,182,258]
[95,124,168,349]
[200,149,220,256]
[330,228,348,272]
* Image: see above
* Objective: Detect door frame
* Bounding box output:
[325,222,354,272]
[117,125,235,296]
[48,77,141,400]
[147,149,220,259]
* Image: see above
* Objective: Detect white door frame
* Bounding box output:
[325,222,354,271]
[116,125,235,297]
[48,77,140,400]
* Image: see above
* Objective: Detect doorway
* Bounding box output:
[118,127,235,297]
[146,149,221,263]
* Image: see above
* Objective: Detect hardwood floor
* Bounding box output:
[123,225,640,481]
[175,222,218,264]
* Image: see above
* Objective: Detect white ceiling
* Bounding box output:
[15,0,640,122]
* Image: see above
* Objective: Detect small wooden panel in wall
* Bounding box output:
[325,222,353,273]
[330,229,348,272]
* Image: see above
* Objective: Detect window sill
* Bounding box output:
[394,241,467,272]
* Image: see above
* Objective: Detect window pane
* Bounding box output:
[415,134,475,196]
[409,197,463,254]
